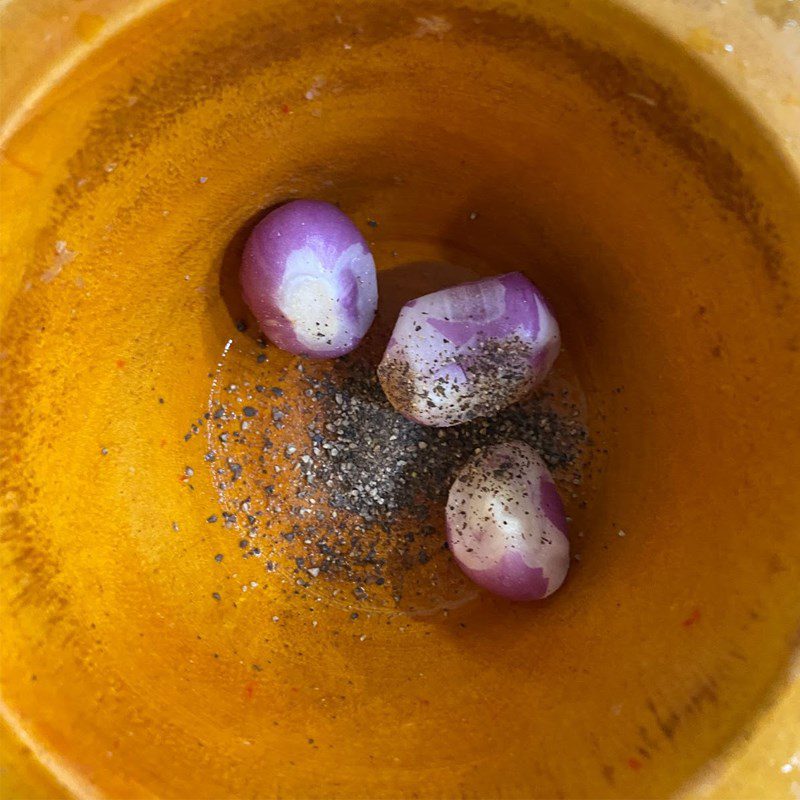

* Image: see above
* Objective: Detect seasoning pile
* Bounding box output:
[296,358,582,520]
[203,342,587,606]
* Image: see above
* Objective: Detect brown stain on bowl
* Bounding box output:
[1,0,799,798]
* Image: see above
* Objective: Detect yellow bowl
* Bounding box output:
[1,0,799,797]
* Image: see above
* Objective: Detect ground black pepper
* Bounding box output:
[202,337,588,608]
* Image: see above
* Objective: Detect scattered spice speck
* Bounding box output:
[682,608,702,627]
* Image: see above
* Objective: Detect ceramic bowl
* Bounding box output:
[1,0,799,797]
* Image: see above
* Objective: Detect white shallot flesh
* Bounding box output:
[241,200,378,358]
[446,441,570,600]
[377,272,560,427]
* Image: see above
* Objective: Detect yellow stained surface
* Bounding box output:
[1,0,799,798]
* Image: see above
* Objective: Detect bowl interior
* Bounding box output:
[1,0,799,797]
